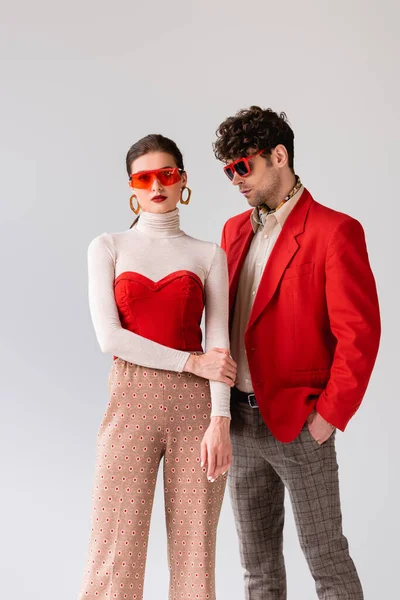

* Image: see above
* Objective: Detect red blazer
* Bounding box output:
[221,189,381,443]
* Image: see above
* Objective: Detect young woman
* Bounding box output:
[78,134,237,600]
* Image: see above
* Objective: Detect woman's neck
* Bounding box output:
[135,207,184,238]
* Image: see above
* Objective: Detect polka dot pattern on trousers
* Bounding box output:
[78,359,226,600]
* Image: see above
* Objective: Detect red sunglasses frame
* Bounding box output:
[223,149,266,180]
[129,167,184,190]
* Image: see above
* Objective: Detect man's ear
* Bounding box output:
[272,144,289,169]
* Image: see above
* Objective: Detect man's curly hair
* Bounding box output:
[213,106,295,171]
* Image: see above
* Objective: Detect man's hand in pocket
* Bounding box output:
[307,410,336,445]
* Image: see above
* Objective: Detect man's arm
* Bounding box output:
[316,217,381,431]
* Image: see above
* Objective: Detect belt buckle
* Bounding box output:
[247,393,258,409]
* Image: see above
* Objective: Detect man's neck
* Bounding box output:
[267,173,297,210]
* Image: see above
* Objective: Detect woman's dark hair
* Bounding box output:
[126,134,185,228]
[126,133,184,177]
[213,106,295,171]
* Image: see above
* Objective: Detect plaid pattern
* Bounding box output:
[228,402,363,600]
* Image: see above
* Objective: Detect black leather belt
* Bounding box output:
[231,386,259,408]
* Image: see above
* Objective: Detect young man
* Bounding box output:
[214,106,380,600]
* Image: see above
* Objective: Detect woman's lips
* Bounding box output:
[151,195,167,203]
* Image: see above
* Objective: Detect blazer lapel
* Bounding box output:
[227,216,254,315]
[247,189,314,331]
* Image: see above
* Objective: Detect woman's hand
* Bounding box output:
[183,348,237,386]
[200,416,232,482]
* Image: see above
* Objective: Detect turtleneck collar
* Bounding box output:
[134,207,184,238]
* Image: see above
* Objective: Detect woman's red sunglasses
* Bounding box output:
[129,167,184,190]
[223,149,265,181]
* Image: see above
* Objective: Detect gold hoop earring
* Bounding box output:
[130,194,141,215]
[180,186,192,205]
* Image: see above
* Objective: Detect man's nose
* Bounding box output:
[231,171,244,187]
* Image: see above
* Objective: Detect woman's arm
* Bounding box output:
[203,244,232,418]
[87,233,191,371]
[200,243,234,482]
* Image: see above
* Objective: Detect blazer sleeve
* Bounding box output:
[316,218,381,430]
[220,222,228,253]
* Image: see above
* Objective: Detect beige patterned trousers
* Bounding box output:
[78,359,227,600]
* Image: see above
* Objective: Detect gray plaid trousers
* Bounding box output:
[228,402,363,600]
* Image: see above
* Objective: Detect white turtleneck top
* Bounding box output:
[87,207,231,418]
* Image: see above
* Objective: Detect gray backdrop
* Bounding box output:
[1,1,398,598]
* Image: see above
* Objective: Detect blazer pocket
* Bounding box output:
[282,261,314,280]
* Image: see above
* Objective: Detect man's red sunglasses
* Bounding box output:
[129,167,184,190]
[223,149,265,181]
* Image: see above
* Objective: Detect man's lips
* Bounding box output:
[151,195,167,202]
[240,189,251,195]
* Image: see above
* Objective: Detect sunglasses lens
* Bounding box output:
[131,168,181,189]
[157,169,181,186]
[234,160,250,177]
[131,172,153,189]
[224,167,234,180]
